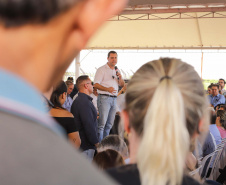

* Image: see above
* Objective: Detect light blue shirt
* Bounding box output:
[208,94,225,108]
[209,124,222,145]
[63,95,73,112]
[0,69,46,113]
[0,68,64,135]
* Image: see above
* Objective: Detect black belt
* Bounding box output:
[99,94,117,98]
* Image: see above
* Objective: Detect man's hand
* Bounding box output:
[107,87,117,94]
[116,71,122,80]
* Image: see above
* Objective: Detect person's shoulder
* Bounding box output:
[51,108,73,118]
[97,64,107,71]
[73,94,90,107]
[182,175,201,185]
[0,110,116,185]
[220,94,225,98]
[62,110,74,118]
[107,164,140,185]
[209,124,216,129]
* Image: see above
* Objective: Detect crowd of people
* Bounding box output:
[44,54,226,185]
[0,0,225,185]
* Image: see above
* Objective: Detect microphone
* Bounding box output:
[115,66,119,80]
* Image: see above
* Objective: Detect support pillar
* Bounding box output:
[75,52,80,79]
[201,52,204,80]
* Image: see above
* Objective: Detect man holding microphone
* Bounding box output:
[94,51,124,142]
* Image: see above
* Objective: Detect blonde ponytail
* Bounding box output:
[137,78,189,185]
[125,58,208,185]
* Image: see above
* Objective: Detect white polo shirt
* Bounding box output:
[94,64,119,96]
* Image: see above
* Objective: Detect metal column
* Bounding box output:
[75,52,80,79]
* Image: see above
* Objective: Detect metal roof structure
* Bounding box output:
[86,0,226,49]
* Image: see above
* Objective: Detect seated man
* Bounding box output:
[208,84,225,108]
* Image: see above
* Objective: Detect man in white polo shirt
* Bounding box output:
[94,51,125,142]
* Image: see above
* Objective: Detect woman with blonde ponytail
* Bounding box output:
[107,58,209,185]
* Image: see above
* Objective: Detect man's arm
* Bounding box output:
[94,83,117,94]
[79,102,99,146]
[118,78,125,87]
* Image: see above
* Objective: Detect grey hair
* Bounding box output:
[97,135,129,159]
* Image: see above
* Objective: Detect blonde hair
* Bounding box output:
[125,58,208,185]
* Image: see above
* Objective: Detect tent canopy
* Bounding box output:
[87,0,226,49]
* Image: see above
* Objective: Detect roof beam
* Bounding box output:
[121,7,226,15]
[128,0,226,6]
[86,47,226,50]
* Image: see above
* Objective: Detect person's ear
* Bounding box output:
[83,83,88,90]
[121,110,130,133]
[192,118,205,139]
[216,116,220,124]
[65,0,128,51]
[62,92,66,99]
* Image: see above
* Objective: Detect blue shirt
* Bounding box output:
[63,95,73,112]
[208,94,225,108]
[0,68,64,135]
[209,124,222,145]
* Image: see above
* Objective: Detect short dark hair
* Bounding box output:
[220,105,226,111]
[76,75,89,90]
[107,51,117,58]
[0,0,79,27]
[50,81,67,109]
[208,85,212,89]
[219,78,226,84]
[211,84,219,89]
[210,114,216,125]
[93,149,124,170]
[67,77,74,82]
[214,103,225,110]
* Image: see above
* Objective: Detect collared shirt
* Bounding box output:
[221,88,226,94]
[0,68,63,135]
[222,89,226,96]
[0,69,46,113]
[208,93,225,108]
[71,93,98,151]
[209,124,222,145]
[94,64,120,96]
[63,95,73,112]
[90,93,98,112]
